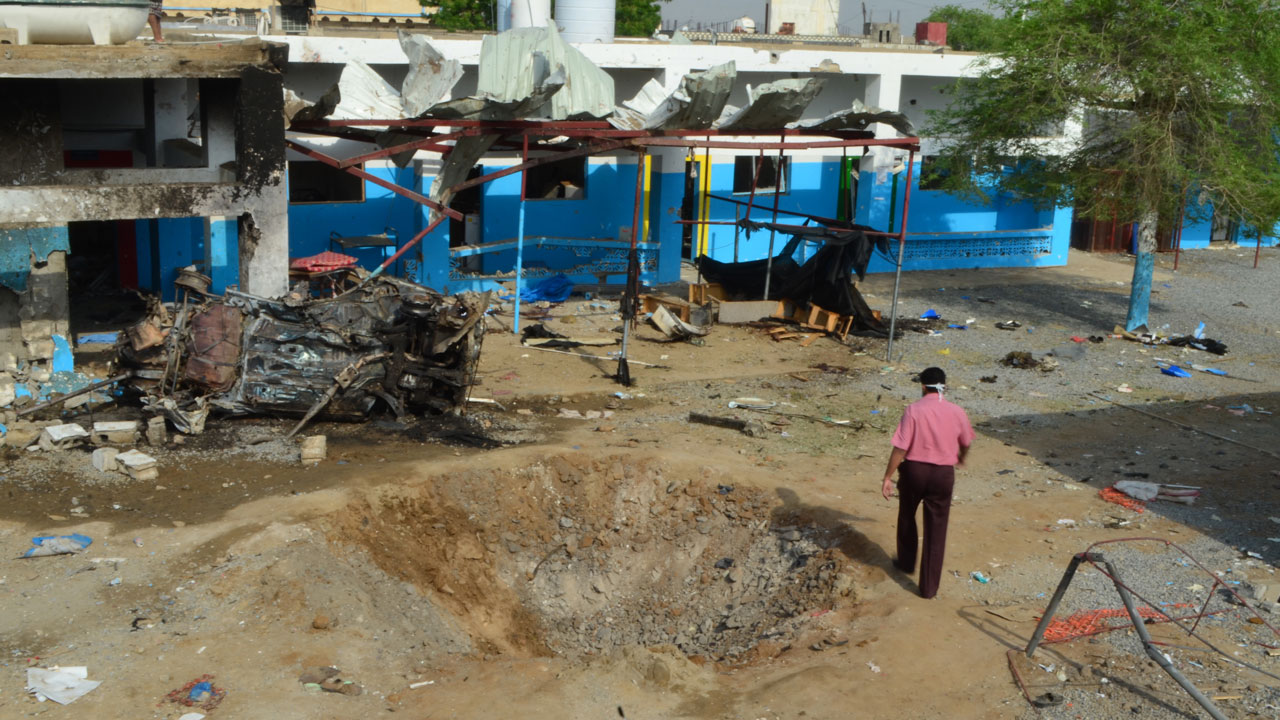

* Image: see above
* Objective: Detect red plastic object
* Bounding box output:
[290,251,358,272]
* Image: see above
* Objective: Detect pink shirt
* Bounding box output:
[891,393,974,466]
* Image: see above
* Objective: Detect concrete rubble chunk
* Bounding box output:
[38,423,89,451]
[146,416,166,446]
[92,420,139,445]
[300,435,327,465]
[0,371,15,407]
[116,449,159,481]
[91,447,119,473]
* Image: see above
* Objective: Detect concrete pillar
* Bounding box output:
[18,249,70,366]
[203,216,238,292]
[860,72,907,232]
[234,67,289,298]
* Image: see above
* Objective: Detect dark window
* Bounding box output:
[525,157,587,200]
[288,161,364,204]
[733,156,789,194]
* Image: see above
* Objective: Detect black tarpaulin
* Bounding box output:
[695,220,889,331]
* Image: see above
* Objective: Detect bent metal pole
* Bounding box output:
[885,149,916,362]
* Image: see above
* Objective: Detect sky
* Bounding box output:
[660,0,993,34]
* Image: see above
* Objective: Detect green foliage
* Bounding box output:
[922,4,1007,52]
[432,0,493,31]
[616,0,668,37]
[925,0,1280,236]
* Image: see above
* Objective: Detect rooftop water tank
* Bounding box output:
[0,0,148,44]
[511,0,550,29]
[555,0,614,43]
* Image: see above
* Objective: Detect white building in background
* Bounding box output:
[766,0,838,36]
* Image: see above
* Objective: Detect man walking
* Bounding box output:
[881,367,973,598]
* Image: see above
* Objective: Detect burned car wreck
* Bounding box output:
[115,271,490,434]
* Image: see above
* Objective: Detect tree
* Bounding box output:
[924,0,1280,331]
[432,0,494,31]
[921,5,1007,52]
[616,0,668,37]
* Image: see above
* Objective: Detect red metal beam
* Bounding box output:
[337,129,476,168]
[447,139,632,195]
[285,139,463,221]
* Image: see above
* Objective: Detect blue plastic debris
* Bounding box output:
[77,332,119,345]
[971,571,990,584]
[920,309,939,319]
[1161,365,1192,378]
[1201,367,1228,377]
[947,324,967,330]
[1193,321,1205,339]
[188,681,214,702]
[22,534,93,558]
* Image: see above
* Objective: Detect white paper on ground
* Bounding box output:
[26,666,101,704]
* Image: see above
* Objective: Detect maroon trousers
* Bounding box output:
[896,460,955,599]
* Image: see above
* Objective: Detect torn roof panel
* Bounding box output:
[793,99,915,136]
[715,77,826,131]
[399,30,463,118]
[292,59,404,124]
[475,25,613,120]
[644,62,736,130]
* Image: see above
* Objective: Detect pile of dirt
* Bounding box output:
[327,453,861,665]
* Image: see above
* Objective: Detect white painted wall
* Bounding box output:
[766,0,839,36]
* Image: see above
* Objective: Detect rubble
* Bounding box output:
[300,435,327,465]
[92,420,140,445]
[115,274,490,431]
[38,423,89,451]
[91,447,119,473]
[116,450,159,481]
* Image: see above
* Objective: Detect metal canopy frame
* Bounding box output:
[286,118,921,381]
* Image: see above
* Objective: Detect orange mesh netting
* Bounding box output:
[1099,487,1145,512]
[1041,604,1193,643]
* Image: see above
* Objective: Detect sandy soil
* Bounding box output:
[1,248,1278,720]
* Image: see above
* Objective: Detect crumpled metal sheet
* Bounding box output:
[792,100,915,136]
[716,77,827,131]
[292,59,405,124]
[474,25,613,120]
[118,276,490,426]
[399,30,463,118]
[612,62,736,131]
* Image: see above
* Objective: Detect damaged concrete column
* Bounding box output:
[234,66,289,298]
[0,225,71,370]
[859,72,905,229]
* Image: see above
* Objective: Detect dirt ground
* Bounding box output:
[2,248,1279,719]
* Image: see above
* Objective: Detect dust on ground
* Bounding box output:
[1,247,1279,720]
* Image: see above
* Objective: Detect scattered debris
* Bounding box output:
[26,666,101,704]
[116,449,159,481]
[37,423,89,451]
[166,675,226,712]
[995,320,1021,331]
[91,447,119,472]
[21,534,93,558]
[1000,352,1058,372]
[1160,365,1192,378]
[92,420,140,445]
[300,435,327,465]
[688,412,767,438]
[116,276,490,431]
[649,305,709,340]
[1112,480,1200,505]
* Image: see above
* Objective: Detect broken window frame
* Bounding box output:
[732,155,789,195]
[288,160,367,204]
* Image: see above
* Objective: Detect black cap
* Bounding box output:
[911,367,947,385]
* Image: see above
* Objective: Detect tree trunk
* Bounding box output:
[1124,207,1159,331]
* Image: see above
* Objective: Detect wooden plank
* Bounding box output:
[773,333,801,340]
[799,333,822,347]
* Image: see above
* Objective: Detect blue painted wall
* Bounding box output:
[857,159,1069,274]
[0,225,69,292]
[287,163,423,274]
[135,217,202,301]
